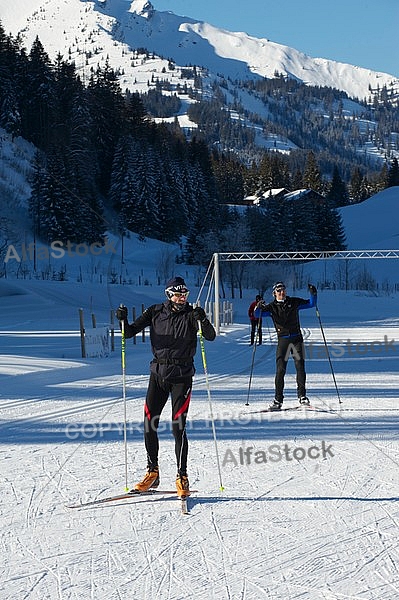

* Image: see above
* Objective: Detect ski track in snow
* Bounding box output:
[1,304,399,598]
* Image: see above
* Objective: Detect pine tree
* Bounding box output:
[87,61,125,195]
[184,137,222,263]
[387,157,399,187]
[246,205,274,251]
[258,154,273,190]
[326,166,349,207]
[291,169,303,190]
[0,24,21,137]
[110,135,134,213]
[0,79,20,137]
[349,168,368,203]
[114,140,146,237]
[212,152,244,204]
[51,59,105,243]
[218,219,252,298]
[20,36,57,149]
[377,163,390,191]
[162,155,189,241]
[284,196,314,251]
[302,151,323,193]
[34,147,76,243]
[29,151,47,241]
[124,92,149,137]
[312,199,346,250]
[188,138,221,231]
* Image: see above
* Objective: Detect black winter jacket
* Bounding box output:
[122,301,216,381]
[255,294,316,338]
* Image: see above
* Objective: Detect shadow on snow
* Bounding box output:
[1,412,399,444]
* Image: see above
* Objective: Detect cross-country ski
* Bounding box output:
[243,403,336,415]
[66,489,195,509]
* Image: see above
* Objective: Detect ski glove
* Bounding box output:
[116,305,128,321]
[308,284,317,295]
[193,306,207,322]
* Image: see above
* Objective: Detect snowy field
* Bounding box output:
[1,274,399,599]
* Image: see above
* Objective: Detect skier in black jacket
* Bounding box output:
[255,282,317,410]
[116,276,216,497]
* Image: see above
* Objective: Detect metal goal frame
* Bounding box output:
[212,250,399,334]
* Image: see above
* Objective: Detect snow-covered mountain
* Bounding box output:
[1,0,398,102]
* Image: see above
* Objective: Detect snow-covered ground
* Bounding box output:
[1,267,399,598]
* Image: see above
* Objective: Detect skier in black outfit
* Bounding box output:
[116,276,216,496]
[248,294,263,345]
[255,282,317,410]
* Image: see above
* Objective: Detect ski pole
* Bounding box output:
[198,320,224,491]
[120,309,129,490]
[245,320,261,405]
[315,305,342,405]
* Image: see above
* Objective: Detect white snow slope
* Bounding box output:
[1,224,399,598]
[340,186,399,250]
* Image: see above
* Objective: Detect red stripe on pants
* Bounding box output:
[174,390,191,420]
[144,402,151,421]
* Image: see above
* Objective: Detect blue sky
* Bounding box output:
[152,0,399,78]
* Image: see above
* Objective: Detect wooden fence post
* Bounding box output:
[110,309,115,352]
[132,306,136,344]
[79,308,86,358]
[142,303,145,342]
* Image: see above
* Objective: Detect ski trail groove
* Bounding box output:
[210,508,232,599]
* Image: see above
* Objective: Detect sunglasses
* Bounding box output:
[172,291,189,298]
[275,288,285,293]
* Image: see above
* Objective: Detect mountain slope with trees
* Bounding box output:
[1,20,399,276]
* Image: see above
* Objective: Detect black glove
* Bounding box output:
[115,305,128,321]
[193,306,207,322]
[308,284,317,295]
[257,300,267,311]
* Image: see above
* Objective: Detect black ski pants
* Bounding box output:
[143,372,192,475]
[250,318,262,345]
[275,335,306,402]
